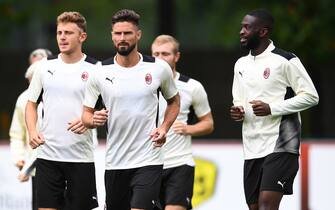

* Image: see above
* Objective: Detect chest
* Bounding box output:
[42,66,89,95]
[100,70,161,99]
[238,60,285,90]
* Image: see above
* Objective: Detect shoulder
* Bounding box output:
[178,73,205,91]
[271,47,297,61]
[84,56,99,65]
[149,56,171,71]
[178,73,191,83]
[101,57,115,66]
[47,54,58,60]
[142,55,156,63]
[235,55,249,67]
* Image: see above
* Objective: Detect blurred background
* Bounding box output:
[0,0,334,141]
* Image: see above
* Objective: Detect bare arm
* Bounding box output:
[173,112,214,136]
[82,106,108,129]
[25,101,44,149]
[151,93,180,146]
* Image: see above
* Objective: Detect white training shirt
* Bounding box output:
[84,54,178,169]
[232,41,319,160]
[27,54,98,162]
[159,72,211,169]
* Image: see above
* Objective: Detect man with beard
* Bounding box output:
[81,9,180,210]
[230,9,319,210]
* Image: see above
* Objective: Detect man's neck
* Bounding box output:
[251,39,271,56]
[60,50,84,64]
[116,50,140,68]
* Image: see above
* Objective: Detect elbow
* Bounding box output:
[204,120,215,135]
[208,122,214,134]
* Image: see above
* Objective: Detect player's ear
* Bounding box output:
[136,30,142,41]
[175,52,181,63]
[80,31,87,43]
[259,27,268,38]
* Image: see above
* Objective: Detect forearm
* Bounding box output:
[82,106,95,128]
[270,92,319,116]
[161,94,180,131]
[25,101,38,136]
[187,120,214,137]
[9,139,25,163]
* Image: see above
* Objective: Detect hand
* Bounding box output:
[230,106,245,121]
[249,100,271,116]
[92,108,109,127]
[150,128,167,147]
[68,119,87,134]
[172,120,188,135]
[29,132,45,149]
[15,160,25,170]
[18,173,29,182]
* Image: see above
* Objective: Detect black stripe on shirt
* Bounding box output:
[85,56,99,64]
[143,55,155,63]
[179,74,190,83]
[47,55,58,60]
[102,57,115,65]
[271,48,296,61]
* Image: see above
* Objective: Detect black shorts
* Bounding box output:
[160,165,194,209]
[244,152,299,205]
[35,158,98,210]
[105,165,163,210]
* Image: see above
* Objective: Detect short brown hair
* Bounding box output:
[111,9,140,27]
[57,11,87,32]
[152,35,180,54]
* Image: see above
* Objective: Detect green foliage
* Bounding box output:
[0,0,334,61]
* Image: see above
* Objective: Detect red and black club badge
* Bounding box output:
[263,68,270,79]
[145,73,152,85]
[81,71,89,81]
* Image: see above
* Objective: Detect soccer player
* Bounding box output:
[151,35,214,210]
[230,9,319,210]
[25,11,99,210]
[82,9,180,210]
[9,48,51,210]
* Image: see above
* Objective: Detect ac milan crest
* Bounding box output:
[81,71,89,81]
[145,73,152,85]
[263,68,270,79]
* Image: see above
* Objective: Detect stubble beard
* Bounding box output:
[116,43,136,56]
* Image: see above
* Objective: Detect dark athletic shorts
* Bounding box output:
[244,152,299,205]
[159,165,194,209]
[35,158,98,210]
[105,165,163,210]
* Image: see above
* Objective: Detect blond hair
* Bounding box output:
[57,11,87,32]
[152,35,180,54]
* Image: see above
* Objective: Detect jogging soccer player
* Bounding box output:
[25,11,98,210]
[82,9,180,210]
[230,8,319,210]
[151,34,214,210]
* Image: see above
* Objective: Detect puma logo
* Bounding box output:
[106,77,115,84]
[277,181,286,189]
[47,70,55,75]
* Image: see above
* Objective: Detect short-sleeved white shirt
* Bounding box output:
[84,54,178,169]
[159,72,211,169]
[27,54,98,162]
